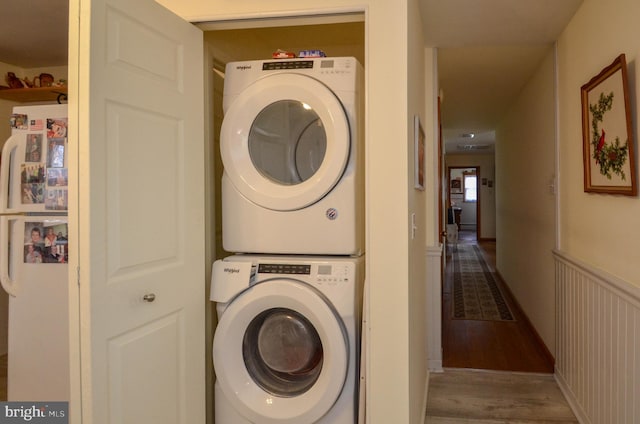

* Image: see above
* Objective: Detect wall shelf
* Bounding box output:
[0,86,67,103]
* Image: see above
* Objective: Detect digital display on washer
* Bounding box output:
[317,265,332,275]
[262,61,314,71]
[258,263,311,275]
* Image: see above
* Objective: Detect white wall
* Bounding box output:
[156,0,427,423]
[495,47,556,353]
[557,0,640,288]
[408,0,430,421]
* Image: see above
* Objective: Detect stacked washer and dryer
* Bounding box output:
[211,57,365,424]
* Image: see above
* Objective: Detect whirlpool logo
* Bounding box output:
[223,267,240,274]
[1,402,68,423]
[236,65,252,71]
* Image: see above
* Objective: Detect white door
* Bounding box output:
[70,0,204,422]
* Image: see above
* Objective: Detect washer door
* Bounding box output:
[213,279,349,424]
[220,73,351,211]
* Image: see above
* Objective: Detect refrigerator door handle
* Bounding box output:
[0,134,22,214]
[0,215,18,297]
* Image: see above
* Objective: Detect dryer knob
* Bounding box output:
[142,293,156,303]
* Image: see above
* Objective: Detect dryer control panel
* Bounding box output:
[256,261,354,285]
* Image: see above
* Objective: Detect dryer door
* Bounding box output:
[220,73,351,211]
[213,279,348,424]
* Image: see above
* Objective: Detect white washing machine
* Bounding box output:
[211,254,364,424]
[220,57,364,255]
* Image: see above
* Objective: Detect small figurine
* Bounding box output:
[6,72,23,89]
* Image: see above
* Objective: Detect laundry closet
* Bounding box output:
[202,20,366,423]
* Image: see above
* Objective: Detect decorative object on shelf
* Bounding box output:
[414,115,425,190]
[6,72,24,88]
[581,54,637,196]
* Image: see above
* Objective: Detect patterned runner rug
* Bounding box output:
[452,244,515,321]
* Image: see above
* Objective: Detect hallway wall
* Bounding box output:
[554,0,640,421]
[495,46,556,354]
[557,0,640,288]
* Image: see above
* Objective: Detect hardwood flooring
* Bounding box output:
[429,234,578,422]
[426,369,578,423]
[442,232,554,373]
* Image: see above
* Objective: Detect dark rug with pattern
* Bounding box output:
[452,244,515,321]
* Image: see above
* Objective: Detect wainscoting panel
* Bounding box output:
[554,250,640,424]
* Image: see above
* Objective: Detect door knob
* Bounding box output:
[142,293,156,303]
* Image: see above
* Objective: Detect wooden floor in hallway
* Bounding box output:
[435,245,576,424]
[426,368,578,423]
[442,230,554,373]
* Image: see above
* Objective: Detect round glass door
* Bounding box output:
[249,100,327,186]
[243,308,323,397]
[212,279,348,423]
[220,73,350,211]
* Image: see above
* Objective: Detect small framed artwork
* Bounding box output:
[581,54,637,195]
[414,115,425,190]
[450,178,462,193]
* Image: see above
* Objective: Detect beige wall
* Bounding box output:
[445,154,496,239]
[408,0,430,421]
[156,0,429,422]
[557,0,640,288]
[495,47,556,353]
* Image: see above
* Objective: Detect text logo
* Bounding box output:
[224,267,240,274]
[1,402,68,423]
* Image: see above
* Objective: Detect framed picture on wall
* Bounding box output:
[450,178,462,193]
[414,115,425,190]
[581,54,637,196]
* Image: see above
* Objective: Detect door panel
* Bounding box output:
[72,0,204,422]
[108,312,183,424]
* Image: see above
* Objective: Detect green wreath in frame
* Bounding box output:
[589,91,629,180]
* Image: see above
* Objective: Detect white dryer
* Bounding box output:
[220,57,364,255]
[211,255,364,424]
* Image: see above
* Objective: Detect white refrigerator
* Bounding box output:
[0,104,69,401]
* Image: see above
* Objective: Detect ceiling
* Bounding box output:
[421,0,583,154]
[1,0,583,154]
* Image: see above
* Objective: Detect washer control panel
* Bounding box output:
[258,263,311,274]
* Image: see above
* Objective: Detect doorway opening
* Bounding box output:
[447,166,480,242]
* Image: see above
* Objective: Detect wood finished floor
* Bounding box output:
[434,241,576,423]
[442,231,554,373]
[426,369,578,423]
